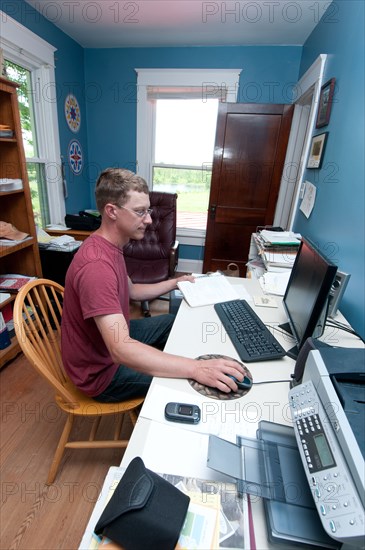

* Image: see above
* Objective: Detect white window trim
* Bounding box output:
[135,69,241,243]
[136,69,241,182]
[1,11,65,225]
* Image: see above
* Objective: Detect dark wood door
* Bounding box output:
[203,102,294,275]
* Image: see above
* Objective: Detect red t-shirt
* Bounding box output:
[61,234,130,396]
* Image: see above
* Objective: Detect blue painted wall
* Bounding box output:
[292,0,364,338]
[1,0,364,337]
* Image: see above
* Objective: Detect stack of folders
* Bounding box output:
[253,230,301,297]
[254,230,300,272]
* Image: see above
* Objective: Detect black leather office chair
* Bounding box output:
[124,191,179,316]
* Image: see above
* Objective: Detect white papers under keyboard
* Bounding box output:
[177,274,239,307]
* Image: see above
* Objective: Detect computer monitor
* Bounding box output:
[281,238,338,359]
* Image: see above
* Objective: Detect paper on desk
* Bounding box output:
[177,499,219,549]
[141,422,217,479]
[139,381,251,441]
[177,273,240,307]
[258,270,291,296]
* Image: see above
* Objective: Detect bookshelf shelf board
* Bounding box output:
[0,239,35,258]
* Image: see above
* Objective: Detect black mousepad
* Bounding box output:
[189,354,253,400]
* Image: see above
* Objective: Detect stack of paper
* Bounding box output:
[0,236,32,246]
[252,231,300,273]
[37,227,82,252]
[43,235,81,251]
[177,273,239,307]
[260,230,301,246]
[261,248,297,269]
[258,271,291,296]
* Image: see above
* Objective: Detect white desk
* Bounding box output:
[83,278,363,549]
[118,278,363,548]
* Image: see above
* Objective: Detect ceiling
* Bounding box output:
[24,0,333,48]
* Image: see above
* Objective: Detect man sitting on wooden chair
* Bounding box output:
[61,168,245,401]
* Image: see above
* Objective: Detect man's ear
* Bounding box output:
[104,203,118,220]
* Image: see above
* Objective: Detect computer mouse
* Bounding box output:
[228,374,252,390]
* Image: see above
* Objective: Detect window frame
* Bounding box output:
[1,11,65,225]
[135,69,241,239]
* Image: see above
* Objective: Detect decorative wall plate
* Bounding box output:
[65,93,81,133]
[68,139,83,175]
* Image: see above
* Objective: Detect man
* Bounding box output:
[61,168,244,402]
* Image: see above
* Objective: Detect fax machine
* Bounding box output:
[207,347,364,548]
[289,347,364,548]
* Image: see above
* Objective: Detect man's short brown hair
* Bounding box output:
[95,168,149,213]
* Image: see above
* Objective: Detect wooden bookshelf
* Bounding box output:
[0,77,42,368]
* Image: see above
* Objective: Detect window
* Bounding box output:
[153,97,218,230]
[4,60,50,227]
[1,11,65,227]
[136,69,241,239]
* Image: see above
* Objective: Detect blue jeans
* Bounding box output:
[94,314,175,402]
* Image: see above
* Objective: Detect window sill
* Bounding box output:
[176,227,205,246]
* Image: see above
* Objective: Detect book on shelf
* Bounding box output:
[0,178,23,191]
[2,302,33,338]
[0,292,12,304]
[0,311,11,350]
[0,274,37,293]
[2,302,15,339]
[0,124,14,138]
[0,236,32,247]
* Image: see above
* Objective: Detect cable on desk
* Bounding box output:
[270,319,365,345]
[266,323,296,341]
[253,379,292,385]
[326,319,365,343]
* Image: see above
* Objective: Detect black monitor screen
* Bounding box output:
[282,238,337,359]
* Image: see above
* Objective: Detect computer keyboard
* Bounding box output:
[214,299,286,362]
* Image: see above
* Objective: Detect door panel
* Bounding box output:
[203,103,294,276]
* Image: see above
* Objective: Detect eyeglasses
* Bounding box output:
[117,205,153,218]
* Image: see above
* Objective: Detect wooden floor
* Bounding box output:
[0,298,169,550]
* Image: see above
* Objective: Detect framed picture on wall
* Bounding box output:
[307,132,328,169]
[316,78,336,128]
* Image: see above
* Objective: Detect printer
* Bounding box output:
[207,347,365,548]
[289,347,364,548]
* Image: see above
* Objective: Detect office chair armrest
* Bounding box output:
[169,240,179,277]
